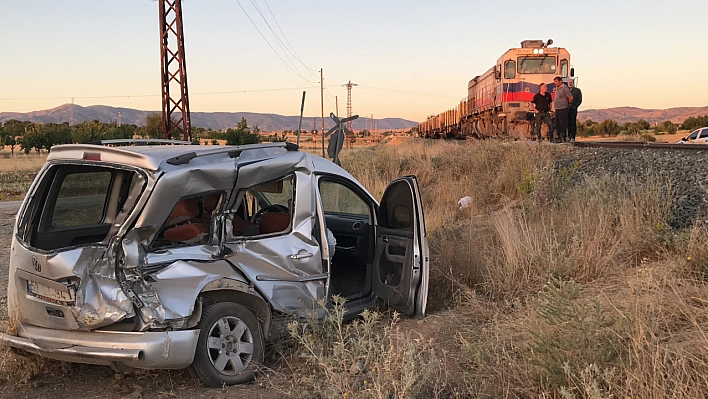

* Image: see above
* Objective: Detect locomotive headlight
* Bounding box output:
[533,49,539,54]
[539,48,544,54]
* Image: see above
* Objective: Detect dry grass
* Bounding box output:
[0,152,46,201]
[342,139,707,398]
[0,152,47,172]
[3,139,707,398]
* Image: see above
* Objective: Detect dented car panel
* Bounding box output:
[1,142,429,386]
[2,323,199,369]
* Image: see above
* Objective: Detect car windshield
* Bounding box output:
[517,56,556,74]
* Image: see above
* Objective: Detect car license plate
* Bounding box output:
[27,280,76,306]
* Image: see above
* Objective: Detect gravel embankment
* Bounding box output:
[558,146,708,229]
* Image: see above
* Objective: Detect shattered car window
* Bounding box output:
[152,192,223,248]
[231,175,294,236]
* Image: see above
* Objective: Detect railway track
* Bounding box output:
[572,141,708,151]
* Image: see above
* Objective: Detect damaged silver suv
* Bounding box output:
[1,141,429,387]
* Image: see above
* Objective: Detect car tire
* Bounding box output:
[189,302,264,387]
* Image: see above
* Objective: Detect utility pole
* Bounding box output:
[342,81,358,133]
[159,0,192,141]
[335,96,339,118]
[320,68,325,158]
[296,91,306,147]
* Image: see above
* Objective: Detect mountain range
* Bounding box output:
[2,104,707,130]
[0,104,416,132]
[577,106,708,124]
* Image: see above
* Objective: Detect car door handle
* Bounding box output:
[289,251,314,260]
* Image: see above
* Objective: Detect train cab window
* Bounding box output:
[504,60,516,79]
[518,56,556,74]
[560,59,569,78]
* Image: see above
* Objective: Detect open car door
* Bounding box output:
[372,176,429,318]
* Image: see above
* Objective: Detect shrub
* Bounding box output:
[528,277,623,391]
[655,120,677,134]
[594,120,620,137]
[283,297,439,398]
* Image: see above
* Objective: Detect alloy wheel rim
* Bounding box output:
[206,316,254,376]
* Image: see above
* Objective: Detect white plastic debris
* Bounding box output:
[458,196,473,210]
[326,228,337,258]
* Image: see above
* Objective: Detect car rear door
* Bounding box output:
[371,176,429,318]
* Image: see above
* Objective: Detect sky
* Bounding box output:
[1,0,707,122]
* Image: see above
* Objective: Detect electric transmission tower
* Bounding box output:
[159,0,192,141]
[342,81,358,132]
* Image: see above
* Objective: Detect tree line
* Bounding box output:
[576,114,708,137]
[0,113,263,154]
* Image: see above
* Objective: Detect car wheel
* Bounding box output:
[189,302,264,387]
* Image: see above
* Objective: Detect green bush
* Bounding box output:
[529,276,623,393]
[681,114,708,131]
[655,120,677,134]
[594,120,620,137]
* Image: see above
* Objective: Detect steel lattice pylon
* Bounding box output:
[343,81,358,132]
[159,0,191,141]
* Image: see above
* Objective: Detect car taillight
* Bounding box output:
[83,153,101,161]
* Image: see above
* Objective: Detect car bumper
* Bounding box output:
[0,323,200,371]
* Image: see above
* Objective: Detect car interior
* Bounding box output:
[154,192,223,248]
[230,175,294,237]
[21,165,143,252]
[318,178,374,300]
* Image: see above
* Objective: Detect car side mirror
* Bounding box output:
[682,137,687,141]
[570,67,575,77]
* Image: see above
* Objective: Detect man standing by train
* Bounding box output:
[531,83,553,141]
[552,76,573,142]
[567,79,582,142]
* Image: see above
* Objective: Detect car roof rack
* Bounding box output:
[88,139,193,146]
[165,141,300,166]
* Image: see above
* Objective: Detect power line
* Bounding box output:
[250,0,318,78]
[261,0,318,74]
[235,0,318,84]
[248,0,313,80]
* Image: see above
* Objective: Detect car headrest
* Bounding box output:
[259,213,290,235]
[166,199,199,226]
[203,194,221,214]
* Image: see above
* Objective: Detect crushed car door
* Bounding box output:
[372,176,429,318]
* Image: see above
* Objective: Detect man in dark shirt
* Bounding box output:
[531,83,553,141]
[568,79,583,142]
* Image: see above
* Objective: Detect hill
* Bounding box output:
[0,104,417,132]
[578,106,708,124]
